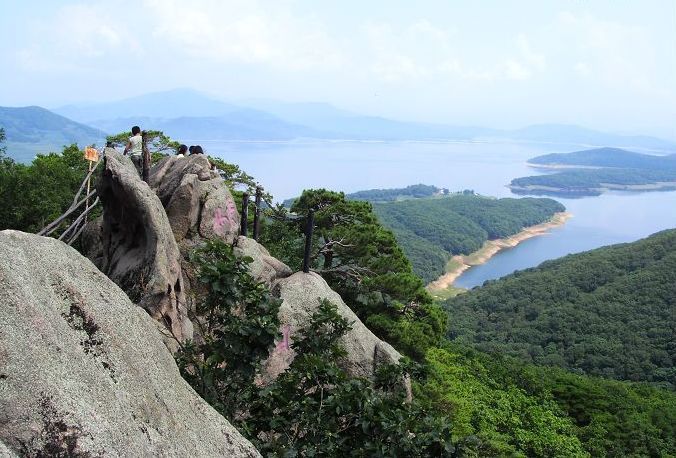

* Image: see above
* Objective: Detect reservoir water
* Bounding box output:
[198,139,676,287]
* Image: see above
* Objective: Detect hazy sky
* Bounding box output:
[2,0,675,138]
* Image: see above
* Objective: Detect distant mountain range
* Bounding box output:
[2,88,675,162]
[0,106,106,163]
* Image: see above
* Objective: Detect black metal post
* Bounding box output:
[253,186,262,241]
[141,131,150,183]
[240,192,249,236]
[302,209,315,273]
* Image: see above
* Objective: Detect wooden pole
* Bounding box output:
[85,160,93,223]
[241,192,249,236]
[253,186,262,241]
[302,209,315,273]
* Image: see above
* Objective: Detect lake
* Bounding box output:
[198,139,676,287]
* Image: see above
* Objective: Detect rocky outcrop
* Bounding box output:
[81,150,404,390]
[233,236,293,288]
[148,155,240,317]
[149,155,239,245]
[0,230,260,457]
[264,272,404,382]
[86,149,192,342]
[228,239,403,386]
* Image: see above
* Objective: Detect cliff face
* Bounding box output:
[82,150,404,384]
[0,149,410,455]
[0,230,260,457]
[83,150,193,344]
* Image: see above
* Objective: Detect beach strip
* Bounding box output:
[427,211,572,293]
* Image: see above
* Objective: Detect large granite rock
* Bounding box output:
[233,236,293,288]
[149,155,239,245]
[148,155,241,319]
[88,149,192,343]
[0,230,260,457]
[265,272,404,382]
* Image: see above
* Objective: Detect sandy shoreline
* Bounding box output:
[426,211,572,292]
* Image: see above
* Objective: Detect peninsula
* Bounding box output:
[426,211,571,297]
[509,147,676,197]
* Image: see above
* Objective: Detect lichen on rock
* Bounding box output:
[0,230,260,457]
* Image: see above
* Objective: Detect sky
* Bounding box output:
[1,0,675,138]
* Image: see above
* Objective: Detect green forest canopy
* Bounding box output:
[528,147,676,169]
[373,194,565,282]
[2,132,674,456]
[346,183,448,202]
[251,187,676,457]
[445,229,676,387]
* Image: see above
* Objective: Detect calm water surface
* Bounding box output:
[199,139,676,287]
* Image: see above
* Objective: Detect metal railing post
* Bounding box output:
[253,186,262,240]
[302,209,315,273]
[141,131,150,183]
[241,192,249,236]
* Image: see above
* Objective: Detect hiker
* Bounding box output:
[123,126,143,175]
[177,144,188,158]
[191,145,204,155]
[188,145,195,155]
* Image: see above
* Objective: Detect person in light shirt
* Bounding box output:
[177,144,188,158]
[123,126,143,175]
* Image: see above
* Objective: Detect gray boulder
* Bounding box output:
[149,155,240,245]
[233,236,293,288]
[148,155,241,319]
[266,272,403,381]
[90,149,192,343]
[0,230,260,457]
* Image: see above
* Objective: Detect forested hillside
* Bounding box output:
[346,184,447,202]
[258,187,675,456]
[373,195,565,282]
[511,147,676,196]
[0,106,106,163]
[445,229,676,387]
[2,133,674,456]
[528,147,676,169]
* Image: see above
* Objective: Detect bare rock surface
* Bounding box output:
[267,272,403,381]
[148,155,241,318]
[0,230,260,457]
[234,236,293,288]
[149,155,239,245]
[88,149,192,342]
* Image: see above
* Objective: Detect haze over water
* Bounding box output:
[200,139,676,286]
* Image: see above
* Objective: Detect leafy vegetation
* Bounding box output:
[181,241,676,457]
[420,343,676,457]
[3,127,674,456]
[346,183,448,202]
[0,140,97,234]
[445,229,676,387]
[373,195,565,282]
[177,240,455,456]
[261,189,448,359]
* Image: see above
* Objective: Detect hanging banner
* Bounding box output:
[84,146,99,162]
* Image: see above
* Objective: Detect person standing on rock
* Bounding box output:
[123,126,143,175]
[177,144,188,158]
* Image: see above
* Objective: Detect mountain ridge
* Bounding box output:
[0,105,106,162]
